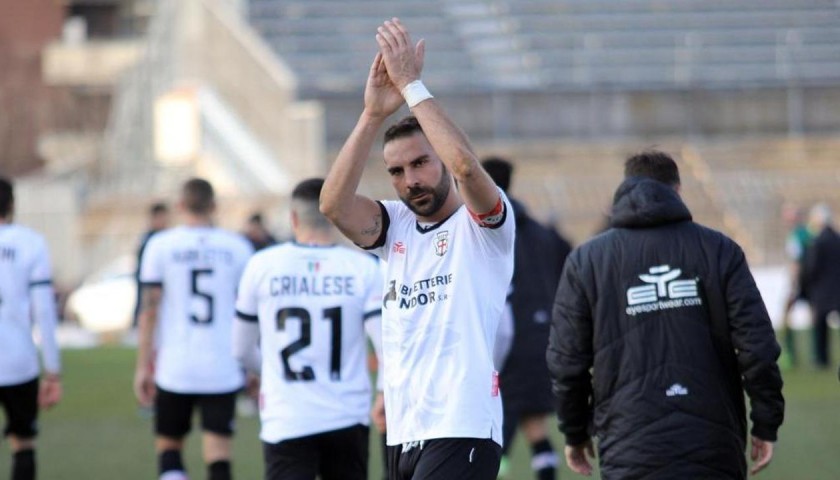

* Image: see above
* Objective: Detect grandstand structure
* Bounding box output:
[247,0,840,265]
[13,0,840,285]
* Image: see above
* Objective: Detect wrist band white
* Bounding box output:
[401,80,433,108]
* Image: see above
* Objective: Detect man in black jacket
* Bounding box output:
[482,157,572,480]
[800,203,840,369]
[547,151,783,479]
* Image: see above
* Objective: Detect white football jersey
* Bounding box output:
[140,225,253,393]
[0,224,60,386]
[235,243,383,443]
[368,192,515,446]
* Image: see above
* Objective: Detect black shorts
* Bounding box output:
[0,377,39,439]
[155,386,238,438]
[386,438,501,480]
[263,424,369,480]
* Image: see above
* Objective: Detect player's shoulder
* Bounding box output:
[379,200,413,225]
[203,227,253,255]
[332,244,380,266]
[249,241,291,262]
[5,224,48,250]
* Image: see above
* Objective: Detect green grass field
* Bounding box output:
[3,334,838,479]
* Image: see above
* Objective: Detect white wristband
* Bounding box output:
[401,80,433,109]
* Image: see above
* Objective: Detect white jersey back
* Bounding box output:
[0,224,57,385]
[236,243,382,443]
[140,225,253,393]
[369,194,515,446]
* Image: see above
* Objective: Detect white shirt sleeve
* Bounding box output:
[363,258,385,390]
[30,239,60,374]
[234,257,261,374]
[138,235,164,285]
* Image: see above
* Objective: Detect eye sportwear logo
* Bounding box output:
[625,265,703,316]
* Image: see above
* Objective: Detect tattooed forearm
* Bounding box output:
[140,286,162,315]
[360,214,382,237]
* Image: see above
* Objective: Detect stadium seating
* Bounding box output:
[248,0,840,93]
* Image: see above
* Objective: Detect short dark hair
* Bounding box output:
[181,178,215,214]
[292,178,329,228]
[624,150,681,186]
[150,202,168,216]
[481,156,513,192]
[384,115,424,144]
[292,178,324,202]
[0,177,13,218]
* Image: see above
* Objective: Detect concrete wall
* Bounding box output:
[318,85,840,147]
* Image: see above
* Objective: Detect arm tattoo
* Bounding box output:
[360,214,382,237]
[140,286,162,317]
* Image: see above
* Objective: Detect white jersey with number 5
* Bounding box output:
[140,225,253,393]
[0,224,60,386]
[235,243,382,443]
[367,192,515,447]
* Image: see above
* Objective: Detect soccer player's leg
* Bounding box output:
[412,438,502,480]
[2,378,39,480]
[498,402,518,479]
[263,435,320,480]
[155,386,194,480]
[521,414,558,480]
[198,390,238,480]
[318,424,369,480]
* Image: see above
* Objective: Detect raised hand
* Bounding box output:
[363,52,404,119]
[375,18,426,91]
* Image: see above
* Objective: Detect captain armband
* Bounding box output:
[468,196,506,228]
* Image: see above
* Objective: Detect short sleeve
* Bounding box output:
[29,236,53,286]
[363,257,384,319]
[235,255,260,322]
[360,201,397,262]
[466,189,515,259]
[138,235,164,286]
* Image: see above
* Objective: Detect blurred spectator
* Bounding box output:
[482,156,571,480]
[132,202,170,329]
[801,203,840,369]
[779,203,814,368]
[242,212,277,251]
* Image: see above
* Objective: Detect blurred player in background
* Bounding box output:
[233,178,383,480]
[800,203,840,369]
[134,178,253,480]
[321,18,514,480]
[133,202,170,330]
[779,202,812,368]
[0,176,62,480]
[482,157,571,480]
[241,212,277,252]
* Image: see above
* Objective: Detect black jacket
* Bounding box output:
[500,199,571,408]
[801,226,840,313]
[547,178,784,479]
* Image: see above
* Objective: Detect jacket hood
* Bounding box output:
[609,177,692,228]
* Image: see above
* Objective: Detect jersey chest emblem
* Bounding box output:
[433,230,450,257]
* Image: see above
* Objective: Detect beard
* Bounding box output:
[399,167,451,218]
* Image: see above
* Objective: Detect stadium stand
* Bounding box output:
[249,0,840,93]
[10,0,840,288]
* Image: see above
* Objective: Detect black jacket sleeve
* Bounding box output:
[723,244,785,441]
[547,252,594,446]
